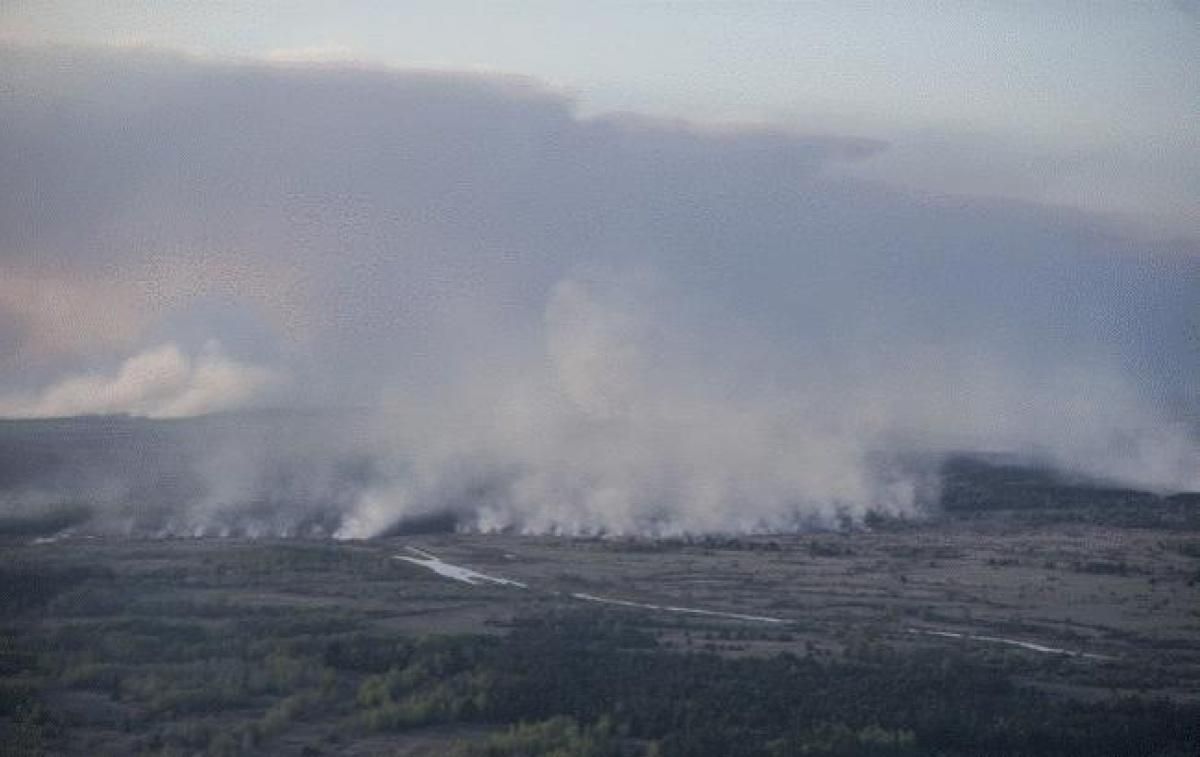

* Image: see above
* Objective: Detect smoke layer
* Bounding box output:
[0,44,1197,537]
[0,343,277,419]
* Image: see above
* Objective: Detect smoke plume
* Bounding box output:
[0,44,1196,537]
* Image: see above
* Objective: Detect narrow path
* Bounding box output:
[394,546,783,623]
[394,545,1119,656]
[571,591,785,624]
[906,628,1114,660]
[394,547,528,588]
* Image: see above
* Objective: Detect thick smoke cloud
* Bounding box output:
[0,44,1196,536]
[0,342,277,419]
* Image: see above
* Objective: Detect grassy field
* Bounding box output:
[2,492,1199,755]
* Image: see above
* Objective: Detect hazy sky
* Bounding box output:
[3,1,1198,232]
[0,4,1196,532]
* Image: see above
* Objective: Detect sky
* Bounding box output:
[3,1,1198,233]
[0,3,1196,534]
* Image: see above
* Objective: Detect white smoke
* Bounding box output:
[0,342,278,419]
[0,45,1196,539]
[332,276,1198,539]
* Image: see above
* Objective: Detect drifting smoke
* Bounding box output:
[332,275,1198,537]
[0,342,277,420]
[0,44,1197,538]
[335,277,935,537]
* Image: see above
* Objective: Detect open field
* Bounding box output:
[395,517,1200,685]
[3,494,1199,755]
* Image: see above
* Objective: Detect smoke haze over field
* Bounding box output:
[0,44,1197,536]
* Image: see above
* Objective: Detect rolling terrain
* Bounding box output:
[2,418,1199,755]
